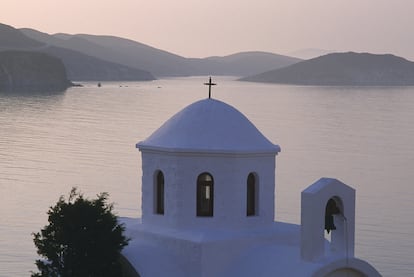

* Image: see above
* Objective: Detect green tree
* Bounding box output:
[32,188,129,277]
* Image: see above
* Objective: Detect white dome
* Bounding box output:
[137,99,280,154]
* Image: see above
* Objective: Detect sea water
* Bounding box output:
[1,77,414,276]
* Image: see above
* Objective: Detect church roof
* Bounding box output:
[137,98,280,154]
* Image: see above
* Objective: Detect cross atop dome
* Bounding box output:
[204,77,216,99]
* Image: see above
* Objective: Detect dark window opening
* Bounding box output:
[325,198,340,233]
[247,173,256,216]
[155,171,164,215]
[197,173,214,217]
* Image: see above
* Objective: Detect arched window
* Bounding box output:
[247,173,257,216]
[155,171,164,215]
[197,173,214,217]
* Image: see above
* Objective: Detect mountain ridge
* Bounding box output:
[0,24,44,50]
[0,23,155,81]
[20,27,301,77]
[241,52,414,86]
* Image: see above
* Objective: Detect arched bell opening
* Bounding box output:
[325,197,342,234]
[324,196,347,253]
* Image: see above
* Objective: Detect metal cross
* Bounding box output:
[204,77,217,99]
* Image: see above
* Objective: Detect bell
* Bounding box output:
[325,215,336,234]
[325,198,340,233]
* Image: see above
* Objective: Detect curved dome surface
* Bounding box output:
[137,99,280,154]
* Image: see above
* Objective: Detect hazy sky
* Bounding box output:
[2,0,414,59]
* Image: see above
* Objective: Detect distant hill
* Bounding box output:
[241,52,414,86]
[288,48,333,60]
[0,51,72,92]
[21,29,300,77]
[190,51,301,77]
[0,23,44,50]
[0,23,154,81]
[43,46,155,81]
[71,33,193,77]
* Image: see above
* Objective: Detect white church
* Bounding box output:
[120,80,381,277]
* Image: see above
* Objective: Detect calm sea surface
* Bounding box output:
[1,77,414,276]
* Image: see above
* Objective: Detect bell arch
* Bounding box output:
[325,196,344,235]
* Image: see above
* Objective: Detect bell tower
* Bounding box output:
[301,178,356,262]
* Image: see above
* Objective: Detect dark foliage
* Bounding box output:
[32,188,129,277]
